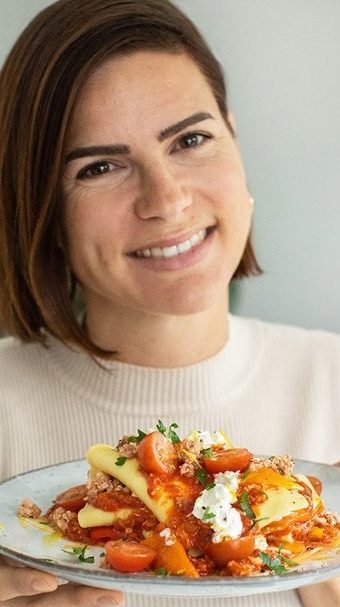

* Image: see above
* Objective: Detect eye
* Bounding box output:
[173,131,211,151]
[77,160,117,179]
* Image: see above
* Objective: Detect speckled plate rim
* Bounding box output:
[1,458,340,597]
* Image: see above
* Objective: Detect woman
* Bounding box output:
[0,1,339,606]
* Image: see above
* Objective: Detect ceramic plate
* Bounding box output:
[1,458,340,597]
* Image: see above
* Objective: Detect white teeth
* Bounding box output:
[177,239,192,254]
[135,229,207,259]
[162,245,179,258]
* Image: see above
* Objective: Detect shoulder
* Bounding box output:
[232,313,340,343]
[0,335,51,380]
[231,314,340,365]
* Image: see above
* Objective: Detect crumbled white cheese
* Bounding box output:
[192,470,242,542]
[186,429,233,449]
[159,527,175,546]
[254,534,268,551]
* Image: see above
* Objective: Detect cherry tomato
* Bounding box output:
[307,475,323,496]
[206,535,255,567]
[138,430,176,475]
[90,526,121,542]
[203,448,252,474]
[54,484,87,512]
[105,539,156,572]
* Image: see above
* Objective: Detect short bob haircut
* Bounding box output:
[0,0,261,356]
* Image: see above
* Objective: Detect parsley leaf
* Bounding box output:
[240,492,269,528]
[202,506,216,522]
[156,420,180,444]
[195,468,208,485]
[62,545,95,564]
[240,492,256,519]
[155,567,170,575]
[259,552,286,574]
[115,456,127,466]
[127,429,147,443]
[278,543,299,567]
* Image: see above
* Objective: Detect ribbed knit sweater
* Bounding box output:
[1,314,340,606]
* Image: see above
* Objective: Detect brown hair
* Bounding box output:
[0,0,261,354]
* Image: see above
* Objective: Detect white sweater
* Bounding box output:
[1,314,340,607]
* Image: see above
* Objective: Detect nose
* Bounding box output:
[134,164,192,222]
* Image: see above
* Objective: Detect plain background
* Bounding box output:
[1,0,339,333]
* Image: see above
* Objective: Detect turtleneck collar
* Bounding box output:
[44,315,263,415]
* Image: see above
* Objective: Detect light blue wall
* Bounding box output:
[1,0,339,333]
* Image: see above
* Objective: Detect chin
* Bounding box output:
[149,282,227,318]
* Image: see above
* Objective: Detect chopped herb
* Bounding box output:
[156,420,180,444]
[278,543,298,567]
[240,492,256,519]
[156,419,167,434]
[115,456,127,466]
[155,567,170,575]
[241,469,251,479]
[259,552,286,575]
[205,482,216,490]
[202,506,215,522]
[127,429,147,443]
[202,448,213,457]
[280,555,299,567]
[249,516,269,530]
[240,493,268,528]
[62,545,95,564]
[195,468,207,485]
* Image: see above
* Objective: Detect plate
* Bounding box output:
[1,458,340,597]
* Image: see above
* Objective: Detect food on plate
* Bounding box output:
[18,421,340,577]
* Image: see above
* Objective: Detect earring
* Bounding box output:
[249,196,254,215]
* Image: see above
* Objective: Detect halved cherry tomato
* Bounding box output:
[307,475,322,496]
[54,484,87,512]
[206,535,255,567]
[105,539,156,572]
[203,448,252,474]
[90,526,121,542]
[138,430,176,475]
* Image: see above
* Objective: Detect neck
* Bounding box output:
[84,296,229,368]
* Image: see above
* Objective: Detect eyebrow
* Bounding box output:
[157,111,215,142]
[65,111,215,163]
[65,144,130,163]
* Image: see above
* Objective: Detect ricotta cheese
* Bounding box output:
[192,471,242,542]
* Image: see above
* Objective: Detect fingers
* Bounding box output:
[3,584,125,607]
[0,562,57,600]
[0,558,125,606]
[41,583,125,606]
[298,577,340,607]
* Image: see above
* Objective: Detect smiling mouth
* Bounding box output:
[134,229,209,259]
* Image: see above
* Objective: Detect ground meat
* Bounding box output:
[118,441,139,459]
[179,462,198,477]
[177,438,202,476]
[314,511,340,528]
[17,498,42,519]
[47,507,78,533]
[179,438,202,459]
[86,471,127,499]
[249,455,294,476]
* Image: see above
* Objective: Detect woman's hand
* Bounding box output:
[298,577,340,606]
[0,556,125,606]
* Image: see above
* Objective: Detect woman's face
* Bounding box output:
[62,51,252,322]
